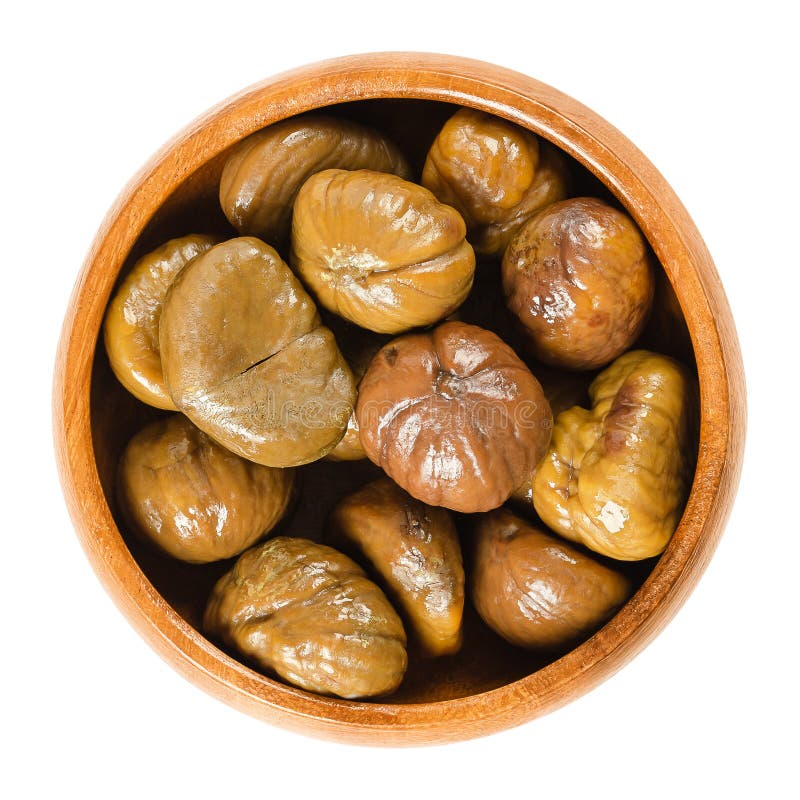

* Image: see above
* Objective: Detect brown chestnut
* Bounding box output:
[328,477,464,656]
[204,537,407,699]
[118,414,294,563]
[422,108,568,255]
[219,115,410,245]
[159,237,356,467]
[502,197,654,370]
[291,169,476,334]
[103,234,220,409]
[356,321,552,513]
[471,508,631,649]
[532,350,696,560]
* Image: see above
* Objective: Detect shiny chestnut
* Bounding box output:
[292,169,475,334]
[103,234,219,409]
[204,537,407,699]
[422,107,569,255]
[219,115,409,245]
[533,349,697,560]
[502,197,654,370]
[118,414,294,563]
[328,477,464,656]
[356,321,552,512]
[159,237,356,467]
[471,508,631,649]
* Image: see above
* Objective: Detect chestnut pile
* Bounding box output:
[105,108,697,700]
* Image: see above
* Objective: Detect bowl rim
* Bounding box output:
[53,51,746,746]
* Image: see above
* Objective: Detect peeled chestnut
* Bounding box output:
[422,108,568,255]
[159,237,356,467]
[291,169,476,333]
[502,197,654,370]
[103,234,219,409]
[328,478,464,656]
[471,508,631,649]
[356,321,552,512]
[533,350,696,560]
[204,537,407,699]
[219,115,410,245]
[118,415,294,563]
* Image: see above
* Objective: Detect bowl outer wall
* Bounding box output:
[52,52,746,746]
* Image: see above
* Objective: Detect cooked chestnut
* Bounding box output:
[422,108,568,255]
[219,115,410,245]
[328,478,464,656]
[159,237,356,467]
[118,415,294,563]
[291,169,476,333]
[471,508,631,649]
[356,321,552,512]
[204,537,407,699]
[533,350,696,560]
[103,234,220,409]
[502,197,655,370]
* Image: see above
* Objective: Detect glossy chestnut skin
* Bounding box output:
[291,169,476,333]
[328,478,464,656]
[219,115,410,246]
[204,537,407,699]
[103,234,219,409]
[118,415,294,563]
[159,237,356,468]
[356,321,552,512]
[533,350,697,560]
[422,108,568,255]
[471,508,631,650]
[502,197,655,370]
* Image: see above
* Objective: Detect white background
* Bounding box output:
[4,1,797,797]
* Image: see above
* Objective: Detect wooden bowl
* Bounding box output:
[53,53,746,745]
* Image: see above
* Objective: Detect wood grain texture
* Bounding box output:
[52,53,746,746]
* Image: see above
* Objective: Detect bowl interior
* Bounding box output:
[89,98,698,705]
